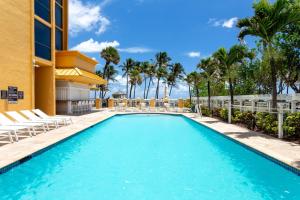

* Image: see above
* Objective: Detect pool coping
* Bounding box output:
[0,112,300,176]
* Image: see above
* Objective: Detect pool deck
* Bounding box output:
[0,111,300,172]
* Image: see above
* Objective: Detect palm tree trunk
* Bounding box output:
[229,78,234,114]
[196,88,200,113]
[188,85,192,104]
[134,85,136,99]
[144,77,147,99]
[146,77,152,99]
[156,77,160,99]
[129,84,133,99]
[126,75,129,98]
[169,85,173,97]
[207,81,211,111]
[270,57,278,110]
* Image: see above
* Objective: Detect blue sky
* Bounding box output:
[69,0,257,98]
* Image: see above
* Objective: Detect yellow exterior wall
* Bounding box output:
[0,0,34,113]
[35,67,56,116]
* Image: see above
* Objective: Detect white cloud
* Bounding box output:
[115,75,127,86]
[72,39,153,54]
[222,17,238,28]
[187,51,201,58]
[118,47,153,54]
[208,17,238,29]
[69,0,110,35]
[71,39,120,53]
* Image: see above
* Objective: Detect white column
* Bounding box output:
[67,101,72,115]
[228,101,232,124]
[278,104,284,139]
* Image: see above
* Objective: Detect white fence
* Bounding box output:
[192,94,300,113]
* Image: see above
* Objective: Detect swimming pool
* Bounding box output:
[0,114,299,200]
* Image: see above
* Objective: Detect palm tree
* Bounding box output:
[237,0,300,109]
[185,73,194,105]
[213,45,254,110]
[120,58,135,98]
[189,71,202,112]
[100,47,120,98]
[155,52,171,99]
[197,57,218,112]
[168,62,185,96]
[141,61,151,99]
[128,66,142,99]
[146,62,156,99]
[102,65,118,98]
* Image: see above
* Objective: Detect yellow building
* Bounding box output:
[0,0,106,115]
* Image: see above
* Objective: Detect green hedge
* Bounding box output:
[283,112,300,137]
[201,107,300,138]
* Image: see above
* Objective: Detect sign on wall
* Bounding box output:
[1,90,7,99]
[18,91,24,99]
[8,86,18,104]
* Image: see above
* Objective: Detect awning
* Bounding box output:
[55,68,107,85]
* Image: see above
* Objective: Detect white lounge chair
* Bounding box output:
[0,130,13,143]
[0,125,33,142]
[32,109,72,125]
[20,110,59,129]
[0,113,35,139]
[6,111,47,133]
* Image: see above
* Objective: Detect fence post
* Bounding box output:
[228,101,232,124]
[291,101,296,113]
[278,104,284,139]
[251,100,255,113]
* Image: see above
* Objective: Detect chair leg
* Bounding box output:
[13,130,19,142]
[8,131,13,143]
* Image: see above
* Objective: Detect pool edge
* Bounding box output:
[1,112,299,176]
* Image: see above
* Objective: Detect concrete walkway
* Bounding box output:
[0,111,299,172]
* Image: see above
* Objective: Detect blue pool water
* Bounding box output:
[0,114,299,200]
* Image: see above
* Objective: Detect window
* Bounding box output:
[56,0,63,6]
[56,28,63,50]
[55,3,63,28]
[35,0,51,23]
[35,20,51,60]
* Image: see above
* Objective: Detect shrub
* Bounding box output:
[219,108,228,121]
[212,108,222,118]
[283,112,300,137]
[233,111,256,130]
[201,106,211,116]
[255,112,278,135]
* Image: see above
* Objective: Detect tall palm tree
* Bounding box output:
[168,63,185,96]
[155,52,171,99]
[100,47,120,98]
[237,0,300,109]
[120,58,135,98]
[213,45,254,110]
[189,71,202,112]
[102,65,118,98]
[197,57,218,112]
[146,62,156,99]
[128,66,142,99]
[185,73,194,105]
[141,61,151,99]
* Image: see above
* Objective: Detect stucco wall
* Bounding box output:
[0,0,34,112]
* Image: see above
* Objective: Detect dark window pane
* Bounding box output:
[56,0,62,5]
[35,0,51,23]
[56,28,63,50]
[55,4,63,28]
[35,20,51,60]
